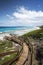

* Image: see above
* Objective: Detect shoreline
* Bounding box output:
[0,27,40,40]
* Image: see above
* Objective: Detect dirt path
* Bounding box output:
[15,43,28,65]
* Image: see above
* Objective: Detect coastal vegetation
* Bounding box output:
[21,27,43,39]
[0,40,13,53]
[0,39,21,65]
[0,52,17,65]
[0,26,43,65]
[20,26,43,65]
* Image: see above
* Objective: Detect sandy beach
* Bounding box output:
[0,33,11,40]
[0,27,39,40]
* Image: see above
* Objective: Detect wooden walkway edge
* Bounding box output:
[15,43,28,65]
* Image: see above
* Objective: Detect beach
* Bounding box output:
[0,26,39,40]
[0,33,11,40]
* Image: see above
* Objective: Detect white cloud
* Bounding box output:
[13,7,43,19]
[6,7,43,26]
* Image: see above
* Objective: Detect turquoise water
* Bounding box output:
[0,26,38,35]
[0,26,34,32]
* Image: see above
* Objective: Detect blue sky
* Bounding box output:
[0,0,43,26]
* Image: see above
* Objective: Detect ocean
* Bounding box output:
[0,26,29,32]
[0,26,38,35]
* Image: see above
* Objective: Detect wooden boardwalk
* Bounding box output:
[1,36,29,65]
[15,43,28,65]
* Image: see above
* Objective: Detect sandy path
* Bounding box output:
[15,43,28,65]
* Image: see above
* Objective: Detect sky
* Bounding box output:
[0,0,43,26]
